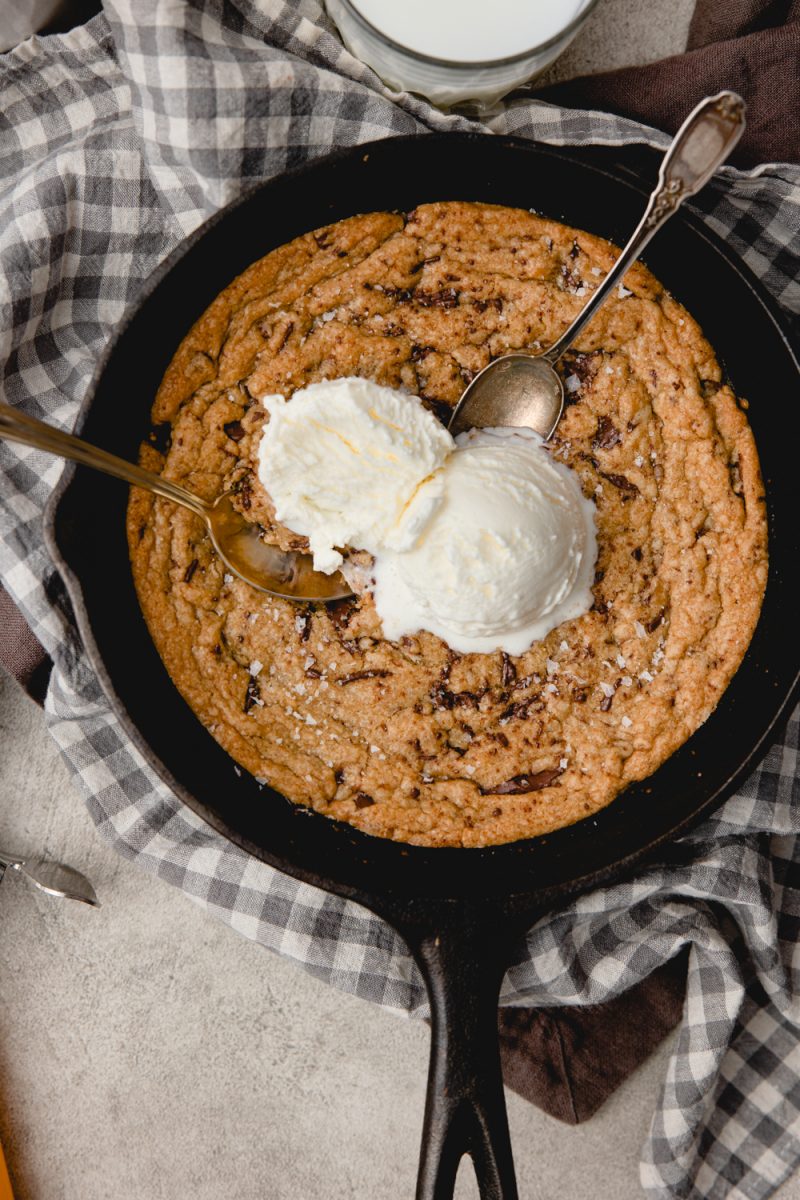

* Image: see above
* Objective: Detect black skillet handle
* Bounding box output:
[404,911,524,1200]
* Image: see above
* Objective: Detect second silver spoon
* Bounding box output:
[449,91,747,440]
[0,401,350,601]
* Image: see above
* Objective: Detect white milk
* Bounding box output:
[325,0,595,107]
[350,0,585,63]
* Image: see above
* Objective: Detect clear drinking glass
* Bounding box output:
[325,0,600,110]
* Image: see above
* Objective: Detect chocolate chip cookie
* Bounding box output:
[127,202,767,847]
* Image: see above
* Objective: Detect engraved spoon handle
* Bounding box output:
[542,91,747,365]
[0,400,211,520]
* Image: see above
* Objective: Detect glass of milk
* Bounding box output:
[325,0,600,109]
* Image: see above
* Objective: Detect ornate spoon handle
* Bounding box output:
[543,90,747,365]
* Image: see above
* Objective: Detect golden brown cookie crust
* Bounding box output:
[127,202,767,848]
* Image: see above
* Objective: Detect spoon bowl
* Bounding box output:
[0,852,100,906]
[449,354,564,440]
[208,494,350,600]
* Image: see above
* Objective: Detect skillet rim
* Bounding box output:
[43,132,800,910]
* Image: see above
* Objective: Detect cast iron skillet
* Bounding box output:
[45,134,800,1199]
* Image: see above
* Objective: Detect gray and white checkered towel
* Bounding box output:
[1,3,799,1196]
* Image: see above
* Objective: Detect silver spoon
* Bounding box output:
[449,91,747,439]
[0,851,100,906]
[0,401,350,602]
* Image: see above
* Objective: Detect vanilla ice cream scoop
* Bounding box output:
[372,427,597,654]
[258,378,454,573]
[258,379,596,655]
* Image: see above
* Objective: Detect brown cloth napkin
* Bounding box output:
[0,583,50,704]
[0,0,795,1125]
[535,0,800,167]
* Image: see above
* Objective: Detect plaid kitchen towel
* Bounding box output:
[1,4,799,1197]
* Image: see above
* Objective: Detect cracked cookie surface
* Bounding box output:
[127,201,767,848]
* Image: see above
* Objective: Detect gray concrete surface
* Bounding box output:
[1,3,792,1198]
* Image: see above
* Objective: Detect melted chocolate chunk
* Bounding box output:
[592,416,621,451]
[243,677,261,714]
[473,297,503,313]
[431,684,480,711]
[421,396,453,427]
[501,652,516,689]
[275,322,294,352]
[329,598,357,631]
[415,288,460,309]
[231,471,254,509]
[729,458,744,496]
[183,559,198,584]
[601,472,639,496]
[354,792,375,808]
[382,286,414,302]
[646,608,666,634]
[498,696,543,724]
[560,263,582,292]
[337,670,391,686]
[481,768,564,796]
[564,350,602,386]
[223,419,245,443]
